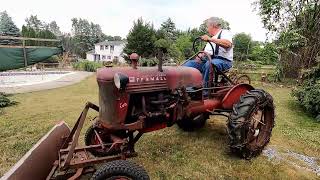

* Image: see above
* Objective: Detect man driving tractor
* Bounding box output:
[183,16,233,87]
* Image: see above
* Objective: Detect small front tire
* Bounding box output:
[91,160,150,180]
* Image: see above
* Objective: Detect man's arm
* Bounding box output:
[201,35,232,49]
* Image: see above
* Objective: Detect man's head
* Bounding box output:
[205,17,222,36]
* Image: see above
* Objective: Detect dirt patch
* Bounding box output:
[263,146,320,176]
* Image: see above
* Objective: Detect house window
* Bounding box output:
[100,45,104,50]
[110,45,114,51]
[107,56,111,60]
[105,45,109,49]
[102,55,106,60]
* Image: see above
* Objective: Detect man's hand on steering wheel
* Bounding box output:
[201,35,211,42]
[192,35,215,55]
[191,35,214,64]
[195,51,212,64]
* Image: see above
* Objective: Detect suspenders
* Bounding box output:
[211,30,230,61]
[214,30,223,57]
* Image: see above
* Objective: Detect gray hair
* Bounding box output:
[205,17,222,27]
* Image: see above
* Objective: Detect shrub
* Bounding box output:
[0,92,17,111]
[72,60,103,72]
[292,65,320,118]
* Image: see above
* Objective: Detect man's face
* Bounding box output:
[207,24,219,36]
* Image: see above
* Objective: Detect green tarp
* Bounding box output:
[0,47,63,71]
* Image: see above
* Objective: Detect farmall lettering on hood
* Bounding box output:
[97,66,203,93]
[128,73,167,83]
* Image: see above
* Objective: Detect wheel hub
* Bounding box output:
[250,109,264,137]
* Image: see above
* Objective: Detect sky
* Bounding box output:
[1,0,268,41]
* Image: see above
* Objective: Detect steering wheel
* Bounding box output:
[180,36,215,66]
[192,36,215,55]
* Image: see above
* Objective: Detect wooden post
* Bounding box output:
[22,40,27,68]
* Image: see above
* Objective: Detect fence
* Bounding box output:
[0,36,62,71]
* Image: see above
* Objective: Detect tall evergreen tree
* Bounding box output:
[123,18,156,57]
[159,18,177,41]
[0,11,20,45]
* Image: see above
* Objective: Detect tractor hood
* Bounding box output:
[97,66,202,93]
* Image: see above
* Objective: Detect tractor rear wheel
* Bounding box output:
[177,114,208,132]
[227,89,275,159]
[85,125,125,157]
[91,160,150,180]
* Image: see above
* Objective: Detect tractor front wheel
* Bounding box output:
[91,160,150,180]
[177,114,208,132]
[227,89,275,159]
[85,125,125,157]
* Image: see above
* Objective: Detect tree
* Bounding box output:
[216,18,231,30]
[233,33,253,61]
[175,33,193,60]
[113,36,122,41]
[159,18,177,41]
[21,25,36,46]
[90,22,106,44]
[0,11,20,45]
[60,33,75,53]
[255,0,320,77]
[23,15,58,46]
[104,35,122,41]
[154,38,182,63]
[48,21,62,36]
[71,18,106,58]
[25,15,43,31]
[249,43,278,64]
[123,18,156,58]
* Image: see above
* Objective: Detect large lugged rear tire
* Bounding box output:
[228,89,275,159]
[177,113,208,132]
[91,160,150,180]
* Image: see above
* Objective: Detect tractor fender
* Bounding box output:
[221,83,254,109]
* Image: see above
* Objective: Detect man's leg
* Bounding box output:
[183,59,204,73]
[203,58,232,87]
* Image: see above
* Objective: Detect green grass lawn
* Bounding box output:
[0,75,319,179]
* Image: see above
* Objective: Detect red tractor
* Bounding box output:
[78,38,275,177]
[3,39,275,180]
[29,38,274,179]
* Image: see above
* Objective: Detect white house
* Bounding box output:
[86,40,126,64]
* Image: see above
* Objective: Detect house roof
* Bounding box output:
[95,40,126,46]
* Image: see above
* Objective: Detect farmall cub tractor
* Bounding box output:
[6,39,274,180]
[81,39,275,178]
